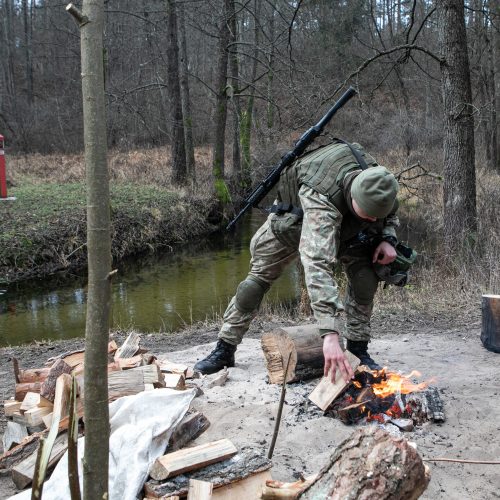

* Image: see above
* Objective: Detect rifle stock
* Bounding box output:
[226,87,357,231]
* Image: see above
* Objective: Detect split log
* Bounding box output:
[20,392,52,413]
[167,412,210,452]
[164,373,186,390]
[42,373,72,429]
[481,294,500,353]
[0,433,44,472]
[150,439,237,481]
[308,351,360,411]
[40,359,72,402]
[212,471,271,500]
[17,368,50,384]
[141,364,165,387]
[188,479,213,499]
[24,406,52,427]
[114,331,141,360]
[107,369,145,401]
[11,432,68,489]
[144,447,272,499]
[261,325,326,384]
[261,474,318,499]
[206,368,228,389]
[11,412,27,426]
[298,426,430,500]
[4,400,22,417]
[116,354,144,369]
[2,422,28,452]
[15,382,42,402]
[159,359,189,377]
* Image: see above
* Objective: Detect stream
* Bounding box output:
[0,213,300,347]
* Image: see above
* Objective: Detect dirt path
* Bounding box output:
[1,317,499,499]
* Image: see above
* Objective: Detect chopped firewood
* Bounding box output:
[2,422,28,452]
[261,325,326,384]
[299,426,430,499]
[167,412,210,452]
[261,474,318,499]
[188,479,213,500]
[144,383,155,391]
[0,433,44,472]
[213,471,272,499]
[107,361,123,372]
[186,367,195,379]
[308,351,360,411]
[24,406,52,427]
[11,411,27,426]
[20,392,53,413]
[15,382,42,402]
[141,364,165,387]
[42,373,72,429]
[108,369,145,400]
[158,359,189,377]
[149,439,238,481]
[4,400,22,417]
[11,432,68,489]
[144,448,272,499]
[116,354,144,369]
[163,373,186,390]
[17,368,50,384]
[40,359,72,402]
[62,351,85,368]
[206,367,228,389]
[114,331,141,360]
[108,339,118,353]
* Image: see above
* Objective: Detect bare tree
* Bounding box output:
[438,0,477,250]
[166,0,187,185]
[67,1,111,498]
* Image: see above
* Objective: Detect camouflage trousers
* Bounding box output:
[218,215,380,345]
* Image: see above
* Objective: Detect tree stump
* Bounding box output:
[261,325,325,384]
[299,426,430,500]
[480,294,500,353]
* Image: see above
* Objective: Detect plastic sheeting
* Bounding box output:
[10,388,195,500]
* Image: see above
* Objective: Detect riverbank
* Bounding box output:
[1,311,498,500]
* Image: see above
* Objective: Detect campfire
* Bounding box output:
[326,366,443,428]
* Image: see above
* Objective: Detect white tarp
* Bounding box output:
[10,388,195,500]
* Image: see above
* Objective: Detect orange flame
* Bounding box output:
[371,370,435,398]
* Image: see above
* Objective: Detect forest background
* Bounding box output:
[1,0,499,319]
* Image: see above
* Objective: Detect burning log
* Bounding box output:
[299,426,430,499]
[481,294,500,353]
[261,325,326,384]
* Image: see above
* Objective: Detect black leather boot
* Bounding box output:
[194,339,236,375]
[346,340,382,370]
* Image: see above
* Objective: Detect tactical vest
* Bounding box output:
[276,140,379,215]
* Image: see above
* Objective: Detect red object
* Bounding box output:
[0,134,7,198]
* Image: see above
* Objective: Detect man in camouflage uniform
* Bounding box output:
[195,140,400,380]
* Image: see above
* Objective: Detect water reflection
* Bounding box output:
[0,212,300,346]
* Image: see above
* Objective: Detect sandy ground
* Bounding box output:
[1,318,500,499]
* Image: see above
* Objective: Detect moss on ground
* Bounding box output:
[0,183,219,284]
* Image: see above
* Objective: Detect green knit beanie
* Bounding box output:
[351,166,399,218]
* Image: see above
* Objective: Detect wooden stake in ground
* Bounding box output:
[480,294,500,353]
[298,426,430,499]
[261,325,325,384]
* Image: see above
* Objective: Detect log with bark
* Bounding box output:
[261,325,326,384]
[40,359,72,402]
[298,426,430,499]
[144,447,272,498]
[481,294,500,353]
[167,411,210,452]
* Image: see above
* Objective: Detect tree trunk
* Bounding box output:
[266,0,276,131]
[439,0,477,252]
[166,0,187,186]
[299,426,430,499]
[212,0,232,205]
[22,0,33,104]
[177,0,196,186]
[77,1,112,497]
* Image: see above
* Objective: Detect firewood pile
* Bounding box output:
[1,329,433,499]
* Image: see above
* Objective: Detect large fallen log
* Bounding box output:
[144,448,272,498]
[261,325,326,384]
[298,426,430,500]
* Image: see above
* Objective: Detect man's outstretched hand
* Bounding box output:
[323,333,354,383]
[372,241,397,265]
